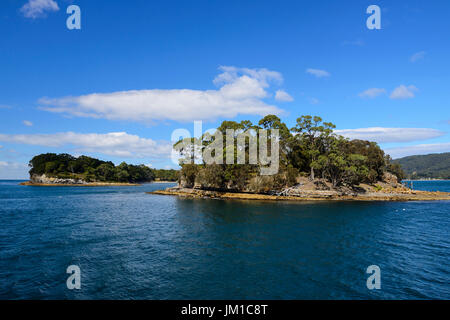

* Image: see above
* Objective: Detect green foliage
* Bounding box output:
[152,169,179,181]
[28,153,155,183]
[291,115,336,180]
[285,166,299,187]
[223,164,253,190]
[314,137,369,187]
[197,164,225,189]
[180,164,199,188]
[385,161,406,181]
[175,114,398,191]
[344,140,385,183]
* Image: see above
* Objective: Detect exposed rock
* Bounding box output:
[179,175,190,188]
[30,174,87,185]
[382,172,398,185]
[150,187,450,201]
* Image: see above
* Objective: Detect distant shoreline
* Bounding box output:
[19,180,177,186]
[152,181,177,183]
[403,179,450,181]
[20,181,141,187]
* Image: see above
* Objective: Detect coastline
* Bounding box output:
[152,181,178,183]
[403,179,450,181]
[20,181,141,187]
[149,187,450,202]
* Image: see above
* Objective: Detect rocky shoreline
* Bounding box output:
[149,185,450,202]
[20,174,141,186]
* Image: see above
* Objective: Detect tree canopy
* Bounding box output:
[175,114,404,192]
[28,153,156,183]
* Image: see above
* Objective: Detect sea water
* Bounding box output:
[0,180,448,299]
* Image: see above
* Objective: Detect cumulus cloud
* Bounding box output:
[274,90,293,102]
[0,132,172,158]
[359,88,386,99]
[40,66,284,123]
[23,120,33,127]
[335,127,445,143]
[306,68,330,78]
[410,51,426,63]
[390,85,418,99]
[20,0,59,19]
[385,142,450,159]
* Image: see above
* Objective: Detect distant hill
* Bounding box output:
[393,152,450,179]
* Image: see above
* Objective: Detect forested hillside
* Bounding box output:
[393,153,450,179]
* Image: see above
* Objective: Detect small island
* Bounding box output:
[21,153,178,186]
[150,115,450,201]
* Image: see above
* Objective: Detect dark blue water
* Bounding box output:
[0,180,449,300]
[403,180,450,193]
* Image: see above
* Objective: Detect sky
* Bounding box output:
[0,0,449,178]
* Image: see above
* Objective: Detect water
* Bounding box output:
[403,180,450,193]
[0,180,449,299]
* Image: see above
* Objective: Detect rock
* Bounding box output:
[30,174,87,185]
[179,175,190,188]
[382,172,398,184]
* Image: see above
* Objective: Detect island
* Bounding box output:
[21,153,178,186]
[150,115,450,201]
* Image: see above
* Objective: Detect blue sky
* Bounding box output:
[0,0,449,178]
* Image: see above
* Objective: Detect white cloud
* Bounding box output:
[390,85,418,99]
[40,66,284,123]
[410,51,426,63]
[306,68,330,78]
[0,132,172,159]
[20,0,59,19]
[359,88,386,99]
[335,127,445,143]
[0,105,12,109]
[23,120,33,127]
[385,143,450,159]
[0,161,29,179]
[274,90,293,102]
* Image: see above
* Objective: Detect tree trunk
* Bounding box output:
[310,166,315,180]
[332,179,338,188]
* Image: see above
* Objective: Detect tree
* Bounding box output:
[314,136,369,187]
[180,164,199,188]
[28,153,155,183]
[345,140,385,183]
[95,163,115,181]
[258,114,293,169]
[291,115,336,180]
[197,164,225,189]
[172,114,395,192]
[385,155,405,181]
